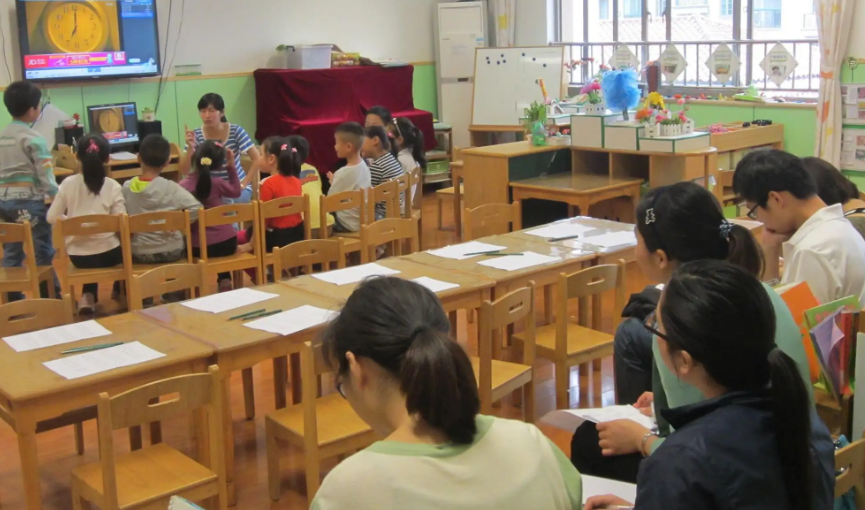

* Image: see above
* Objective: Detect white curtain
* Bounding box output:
[814,0,857,166]
[492,0,516,47]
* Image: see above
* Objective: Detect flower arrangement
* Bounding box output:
[564,57,594,72]
[524,101,548,124]
[63,113,81,129]
[524,101,548,146]
[643,92,666,111]
[635,107,654,124]
[581,80,603,105]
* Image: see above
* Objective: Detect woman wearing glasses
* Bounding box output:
[571,182,813,483]
[586,260,833,510]
[313,277,583,510]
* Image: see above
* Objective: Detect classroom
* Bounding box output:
[0,0,863,509]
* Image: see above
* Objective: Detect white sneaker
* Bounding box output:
[78,293,96,314]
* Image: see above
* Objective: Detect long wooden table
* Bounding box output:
[0,314,213,510]
[510,174,643,223]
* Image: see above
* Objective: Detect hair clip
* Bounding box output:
[387,132,395,139]
[291,147,297,153]
[200,157,212,166]
[86,139,100,153]
[214,142,223,148]
[645,208,656,225]
[719,220,733,240]
[280,144,288,151]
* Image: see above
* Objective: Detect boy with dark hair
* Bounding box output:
[733,149,865,304]
[0,80,60,301]
[122,134,201,264]
[326,122,370,232]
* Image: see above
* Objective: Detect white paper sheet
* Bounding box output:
[243,305,336,336]
[109,151,138,161]
[412,276,461,293]
[525,223,592,239]
[43,341,166,380]
[582,475,637,505]
[540,405,655,431]
[581,231,637,249]
[476,251,561,271]
[3,320,112,353]
[427,241,508,260]
[181,288,279,314]
[311,263,401,286]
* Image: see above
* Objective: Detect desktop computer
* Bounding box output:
[87,102,140,152]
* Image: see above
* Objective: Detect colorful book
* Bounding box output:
[809,308,845,403]
[777,282,821,383]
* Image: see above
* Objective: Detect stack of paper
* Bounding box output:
[311,263,401,285]
[43,341,166,380]
[109,151,138,162]
[411,276,461,293]
[427,241,507,260]
[525,223,592,239]
[3,320,112,353]
[181,288,279,314]
[477,251,561,271]
[582,476,637,505]
[540,405,655,431]
[243,305,336,336]
[580,231,637,249]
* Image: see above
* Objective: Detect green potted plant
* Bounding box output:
[524,101,548,146]
[142,107,156,122]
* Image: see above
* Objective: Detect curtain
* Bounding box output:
[492,0,516,47]
[814,0,856,166]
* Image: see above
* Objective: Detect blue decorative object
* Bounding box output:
[602,69,641,121]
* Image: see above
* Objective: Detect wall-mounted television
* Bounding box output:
[16,0,161,82]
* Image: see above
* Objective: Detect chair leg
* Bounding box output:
[592,359,602,372]
[265,420,282,501]
[71,481,84,510]
[524,380,536,423]
[543,285,554,325]
[305,448,321,501]
[290,353,302,404]
[579,362,590,378]
[242,368,255,420]
[437,198,443,229]
[273,356,288,410]
[73,422,84,455]
[555,361,570,410]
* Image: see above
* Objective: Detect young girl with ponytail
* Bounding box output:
[391,117,426,204]
[362,125,404,220]
[314,277,582,510]
[585,260,834,510]
[47,134,125,313]
[179,140,240,291]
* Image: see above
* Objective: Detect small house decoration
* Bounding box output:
[581,79,605,114]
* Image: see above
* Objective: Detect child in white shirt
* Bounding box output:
[326,122,370,232]
[390,117,427,205]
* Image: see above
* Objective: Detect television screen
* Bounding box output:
[88,102,139,145]
[17,0,160,82]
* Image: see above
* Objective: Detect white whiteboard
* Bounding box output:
[471,46,565,127]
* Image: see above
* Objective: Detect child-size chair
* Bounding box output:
[365,180,401,222]
[464,202,522,240]
[0,220,58,302]
[128,262,208,311]
[319,190,367,258]
[360,218,419,264]
[258,196,312,277]
[126,211,194,276]
[272,239,346,280]
[197,203,263,290]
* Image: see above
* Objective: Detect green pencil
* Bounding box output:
[548,234,581,242]
[229,309,266,321]
[479,253,524,257]
[61,342,124,355]
[243,310,283,321]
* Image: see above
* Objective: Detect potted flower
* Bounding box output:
[142,107,156,122]
[524,101,548,146]
[582,80,605,114]
[63,113,80,129]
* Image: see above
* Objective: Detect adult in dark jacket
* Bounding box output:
[585,260,834,510]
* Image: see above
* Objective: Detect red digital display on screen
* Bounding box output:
[24,52,127,69]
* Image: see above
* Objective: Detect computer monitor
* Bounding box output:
[87,102,139,147]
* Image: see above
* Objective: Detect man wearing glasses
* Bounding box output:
[733,149,865,305]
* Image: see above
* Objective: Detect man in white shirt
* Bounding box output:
[733,149,865,305]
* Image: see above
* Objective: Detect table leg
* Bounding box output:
[221,376,236,506]
[453,177,462,241]
[273,356,288,410]
[241,368,255,420]
[18,428,42,510]
[290,352,302,405]
[448,310,458,337]
[543,285,554,325]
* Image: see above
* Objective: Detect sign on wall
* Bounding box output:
[660,45,687,83]
[759,43,798,87]
[608,44,639,70]
[705,44,741,85]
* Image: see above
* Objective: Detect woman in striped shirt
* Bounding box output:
[363,125,404,220]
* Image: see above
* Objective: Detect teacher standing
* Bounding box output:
[179,93,261,203]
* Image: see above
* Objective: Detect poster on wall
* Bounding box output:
[660,45,687,83]
[705,44,740,85]
[608,45,640,70]
[759,43,798,87]
[840,128,865,170]
[841,84,865,125]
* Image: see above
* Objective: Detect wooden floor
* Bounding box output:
[0,188,649,510]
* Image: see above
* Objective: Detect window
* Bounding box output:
[599,0,610,20]
[720,0,733,16]
[754,0,781,28]
[623,0,641,18]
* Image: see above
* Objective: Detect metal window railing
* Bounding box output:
[554,39,819,93]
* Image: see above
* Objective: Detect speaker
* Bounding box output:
[138,120,163,140]
[54,126,84,150]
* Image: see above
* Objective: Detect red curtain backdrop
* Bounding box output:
[254,66,435,173]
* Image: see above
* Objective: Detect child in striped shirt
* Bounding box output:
[363,126,404,220]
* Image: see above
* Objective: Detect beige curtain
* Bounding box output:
[814,0,857,166]
[492,0,516,47]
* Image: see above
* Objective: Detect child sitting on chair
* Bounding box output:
[326,123,370,232]
[363,126,405,220]
[286,135,334,237]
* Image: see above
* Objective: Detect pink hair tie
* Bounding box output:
[387,132,395,139]
[291,148,297,153]
[281,144,288,151]
[86,139,100,153]
[214,142,223,148]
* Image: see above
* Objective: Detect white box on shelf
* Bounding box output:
[604,121,645,151]
[638,132,711,153]
[282,44,333,70]
[571,111,624,149]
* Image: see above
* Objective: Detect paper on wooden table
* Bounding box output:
[3,320,112,353]
[525,223,592,239]
[427,241,508,260]
[43,341,166,380]
[476,251,561,271]
[243,305,337,336]
[579,231,637,249]
[582,475,637,505]
[411,276,461,293]
[540,405,655,431]
[181,288,279,314]
[311,263,401,286]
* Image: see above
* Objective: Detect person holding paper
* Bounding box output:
[573,182,811,483]
[585,260,833,510]
[312,277,582,510]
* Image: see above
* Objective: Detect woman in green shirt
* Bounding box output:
[571,182,812,482]
[313,277,582,510]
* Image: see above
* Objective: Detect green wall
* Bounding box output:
[1,64,439,146]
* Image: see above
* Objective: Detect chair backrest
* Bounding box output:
[320,190,365,240]
[0,295,74,335]
[56,214,131,272]
[198,203,258,260]
[365,180,400,222]
[0,221,39,285]
[464,202,522,241]
[360,218,419,263]
[395,173,411,218]
[259,195,312,251]
[557,260,627,356]
[272,239,346,280]
[127,210,193,263]
[300,341,334,456]
[477,284,536,414]
[836,437,865,509]
[408,167,423,211]
[712,168,736,205]
[97,366,225,510]
[128,262,207,311]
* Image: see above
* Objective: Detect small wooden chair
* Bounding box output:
[320,190,367,257]
[128,262,208,311]
[71,366,228,510]
[365,180,401,222]
[126,211,194,276]
[360,218,419,264]
[0,220,57,302]
[407,167,423,248]
[513,261,626,409]
[272,239,346,280]
[476,284,537,422]
[712,168,738,212]
[0,296,96,454]
[436,185,464,229]
[55,214,132,311]
[266,341,376,502]
[198,203,263,290]
[464,201,522,241]
[837,436,865,509]
[259,195,312,276]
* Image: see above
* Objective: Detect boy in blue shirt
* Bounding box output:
[0,81,60,300]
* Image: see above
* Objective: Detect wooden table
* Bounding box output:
[452,160,464,240]
[53,144,182,182]
[510,174,643,223]
[0,313,213,510]
[137,284,342,505]
[504,216,638,265]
